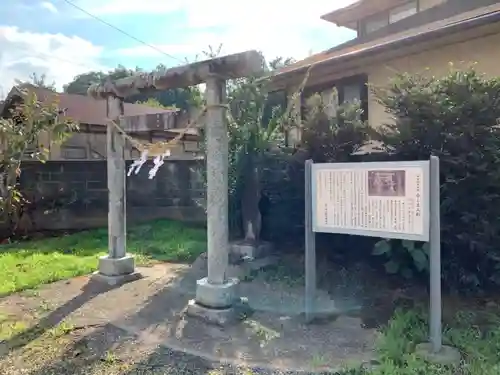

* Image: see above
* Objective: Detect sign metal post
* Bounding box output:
[304,159,316,323]
[429,155,442,352]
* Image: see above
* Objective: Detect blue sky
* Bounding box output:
[0,0,357,94]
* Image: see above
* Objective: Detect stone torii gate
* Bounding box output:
[88,51,264,323]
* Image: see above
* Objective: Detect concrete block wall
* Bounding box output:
[11,160,206,233]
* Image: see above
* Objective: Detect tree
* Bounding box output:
[28,72,56,91]
[227,75,285,241]
[0,88,78,236]
[64,65,202,110]
[267,56,296,71]
[223,55,296,241]
[63,65,133,95]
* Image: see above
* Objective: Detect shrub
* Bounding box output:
[373,68,500,290]
[259,150,305,244]
[300,91,372,163]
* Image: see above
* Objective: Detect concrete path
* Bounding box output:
[0,263,377,373]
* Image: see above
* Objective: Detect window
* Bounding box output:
[339,83,363,121]
[337,75,369,122]
[363,1,419,34]
[342,83,362,104]
[61,146,87,159]
[389,1,418,24]
[364,13,388,34]
[301,75,368,124]
[321,88,338,118]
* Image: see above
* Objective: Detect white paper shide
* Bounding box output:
[314,166,426,238]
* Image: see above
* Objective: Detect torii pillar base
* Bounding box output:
[91,255,142,286]
[186,277,244,326]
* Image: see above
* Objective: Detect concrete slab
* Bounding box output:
[91,270,143,286]
[170,253,362,316]
[230,240,273,259]
[239,280,361,316]
[115,297,375,373]
[109,265,376,372]
[186,299,243,326]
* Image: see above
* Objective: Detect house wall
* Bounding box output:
[366,30,500,127]
[329,0,499,57]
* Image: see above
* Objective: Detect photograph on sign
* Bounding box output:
[368,170,405,197]
[311,161,430,241]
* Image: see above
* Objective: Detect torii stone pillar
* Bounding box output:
[87,51,264,321]
[91,94,140,285]
[204,76,229,286]
[186,76,238,322]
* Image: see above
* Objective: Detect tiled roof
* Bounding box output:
[321,0,392,27]
[5,84,177,126]
[273,3,500,78]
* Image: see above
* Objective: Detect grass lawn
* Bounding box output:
[0,219,206,296]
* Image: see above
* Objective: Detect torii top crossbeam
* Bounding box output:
[88,50,264,99]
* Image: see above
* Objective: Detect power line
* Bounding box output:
[61,0,185,64]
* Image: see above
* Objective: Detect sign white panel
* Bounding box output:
[311,161,430,241]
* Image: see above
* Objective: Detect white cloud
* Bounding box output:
[113,0,357,63]
[0,26,106,96]
[40,1,58,13]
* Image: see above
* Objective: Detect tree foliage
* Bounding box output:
[300,91,371,163]
[223,55,295,239]
[63,65,134,95]
[372,68,500,290]
[259,91,372,243]
[28,73,56,91]
[0,89,78,234]
[63,65,202,110]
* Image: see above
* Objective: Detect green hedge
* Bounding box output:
[255,69,500,291]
